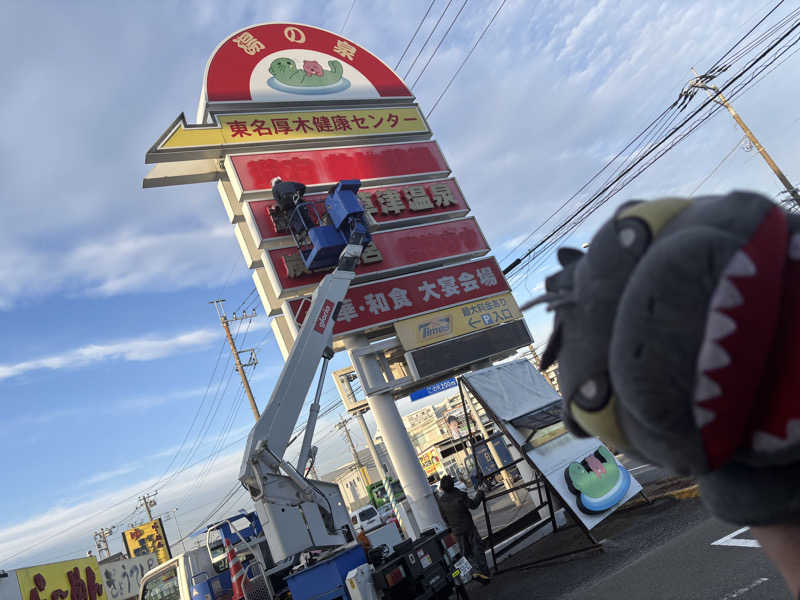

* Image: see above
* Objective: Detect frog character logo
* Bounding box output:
[564,446,631,514]
[267,57,350,94]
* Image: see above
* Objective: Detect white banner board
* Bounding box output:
[99,554,159,600]
[462,360,641,530]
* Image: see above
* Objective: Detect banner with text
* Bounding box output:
[395,292,522,351]
[286,257,508,337]
[266,217,489,299]
[16,557,103,600]
[244,178,468,249]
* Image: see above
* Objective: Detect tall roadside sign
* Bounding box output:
[144,22,531,367]
[143,22,533,536]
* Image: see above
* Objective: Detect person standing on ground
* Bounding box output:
[436,474,491,584]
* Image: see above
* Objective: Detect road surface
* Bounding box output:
[468,496,791,600]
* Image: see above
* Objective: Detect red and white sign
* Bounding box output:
[226,141,450,200]
[201,23,411,111]
[264,217,489,299]
[244,178,468,249]
[286,258,509,337]
[314,299,336,333]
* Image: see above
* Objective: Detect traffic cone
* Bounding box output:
[225,538,247,600]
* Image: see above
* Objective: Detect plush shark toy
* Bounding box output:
[528,191,800,525]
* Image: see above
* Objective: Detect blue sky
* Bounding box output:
[2,0,799,569]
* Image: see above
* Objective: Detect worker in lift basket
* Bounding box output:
[436,474,491,584]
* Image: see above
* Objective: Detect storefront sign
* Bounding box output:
[395,292,523,351]
[16,558,103,600]
[265,217,488,299]
[100,554,158,600]
[200,23,412,113]
[147,106,429,162]
[286,257,508,337]
[419,448,441,476]
[225,141,450,200]
[122,519,171,565]
[244,178,468,249]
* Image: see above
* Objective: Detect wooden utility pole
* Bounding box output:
[93,527,114,560]
[690,67,800,206]
[210,299,260,420]
[336,415,371,492]
[137,492,157,521]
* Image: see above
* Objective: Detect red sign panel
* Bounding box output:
[205,23,411,103]
[287,258,508,336]
[245,178,468,248]
[266,217,489,298]
[314,299,336,333]
[229,141,449,198]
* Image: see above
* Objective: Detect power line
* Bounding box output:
[340,0,357,35]
[504,7,800,279]
[689,135,747,197]
[394,0,438,70]
[404,0,454,80]
[410,0,469,89]
[426,0,508,118]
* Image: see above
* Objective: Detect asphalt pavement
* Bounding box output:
[465,496,792,600]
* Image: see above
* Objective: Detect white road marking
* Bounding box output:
[711,527,761,548]
[628,464,652,472]
[719,577,768,599]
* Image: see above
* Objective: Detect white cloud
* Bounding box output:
[0,328,219,381]
[0,446,249,569]
[81,464,140,486]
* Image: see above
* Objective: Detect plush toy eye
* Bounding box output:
[573,373,611,412]
[615,217,651,257]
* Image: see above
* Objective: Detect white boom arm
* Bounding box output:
[238,242,363,561]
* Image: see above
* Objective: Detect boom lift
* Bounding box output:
[238,178,372,562]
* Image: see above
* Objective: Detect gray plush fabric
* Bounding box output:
[535,191,800,525]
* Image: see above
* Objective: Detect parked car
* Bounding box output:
[349,505,382,533]
[377,503,395,523]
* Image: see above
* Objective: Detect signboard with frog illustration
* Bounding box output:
[462,360,642,531]
[197,23,412,121]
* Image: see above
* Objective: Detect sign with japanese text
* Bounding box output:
[395,293,523,351]
[244,178,468,249]
[147,106,429,163]
[266,218,489,299]
[419,448,442,477]
[409,377,458,401]
[286,257,508,337]
[200,23,411,114]
[99,554,158,600]
[225,141,450,200]
[16,557,103,600]
[121,519,171,565]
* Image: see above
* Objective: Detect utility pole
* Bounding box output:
[210,299,260,420]
[137,491,158,521]
[336,414,371,495]
[93,527,114,560]
[689,67,800,206]
[162,508,187,553]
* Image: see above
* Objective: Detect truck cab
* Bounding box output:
[138,512,289,600]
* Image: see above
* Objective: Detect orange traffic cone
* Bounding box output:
[225,538,247,600]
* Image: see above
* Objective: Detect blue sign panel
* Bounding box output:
[410,377,458,401]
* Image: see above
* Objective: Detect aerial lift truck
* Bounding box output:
[137,180,470,600]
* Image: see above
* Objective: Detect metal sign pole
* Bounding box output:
[345,335,444,537]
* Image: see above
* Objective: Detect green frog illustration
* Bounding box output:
[564,446,631,514]
[269,57,344,87]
